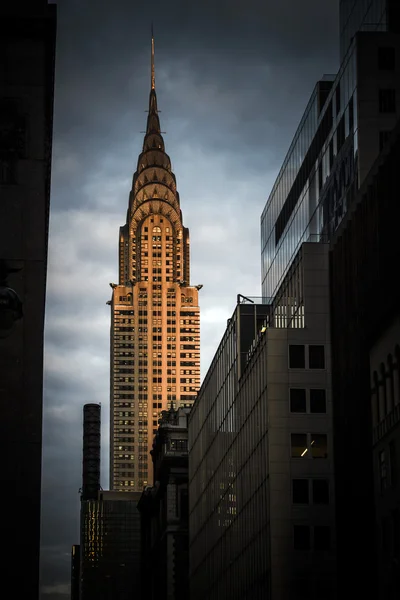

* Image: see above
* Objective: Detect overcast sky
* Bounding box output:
[40,0,339,597]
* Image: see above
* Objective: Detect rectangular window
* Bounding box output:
[290,388,306,413]
[291,433,308,458]
[378,47,395,70]
[289,345,305,368]
[310,389,327,413]
[312,479,329,504]
[311,434,328,458]
[379,89,396,113]
[309,345,325,369]
[294,525,310,550]
[293,479,309,504]
[314,526,331,551]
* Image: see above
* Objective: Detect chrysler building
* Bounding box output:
[109,36,201,492]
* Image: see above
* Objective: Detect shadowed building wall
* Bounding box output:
[0,1,56,598]
[139,406,190,600]
[189,246,336,600]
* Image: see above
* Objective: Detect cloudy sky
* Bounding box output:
[40,0,339,597]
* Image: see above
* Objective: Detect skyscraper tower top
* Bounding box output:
[109,34,201,492]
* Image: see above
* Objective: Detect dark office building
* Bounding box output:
[0,1,56,598]
[189,247,336,600]
[261,1,400,300]
[79,404,142,600]
[139,406,191,600]
[80,491,142,600]
[260,1,400,596]
[369,316,400,600]
[330,118,400,599]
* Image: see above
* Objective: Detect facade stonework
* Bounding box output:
[110,39,200,492]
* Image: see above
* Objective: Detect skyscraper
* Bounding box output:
[109,36,200,492]
[0,1,56,597]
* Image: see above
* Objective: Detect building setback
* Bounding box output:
[109,35,200,492]
[261,4,400,300]
[0,1,56,597]
[189,244,336,600]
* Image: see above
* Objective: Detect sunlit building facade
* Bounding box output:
[109,38,200,492]
[189,244,336,600]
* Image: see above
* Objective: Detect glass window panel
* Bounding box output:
[310,389,327,413]
[293,479,309,504]
[289,345,305,368]
[309,345,325,369]
[311,433,328,458]
[293,525,310,550]
[312,479,329,504]
[291,433,308,458]
[314,525,331,551]
[290,388,307,413]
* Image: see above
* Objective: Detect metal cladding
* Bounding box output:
[82,403,101,500]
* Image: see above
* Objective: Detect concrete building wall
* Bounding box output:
[0,2,56,597]
[189,244,336,600]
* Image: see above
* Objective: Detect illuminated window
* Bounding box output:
[311,434,328,458]
[291,434,308,458]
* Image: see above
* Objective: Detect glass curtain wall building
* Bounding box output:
[261,0,400,299]
[340,0,400,60]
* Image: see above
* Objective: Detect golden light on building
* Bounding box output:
[109,35,201,492]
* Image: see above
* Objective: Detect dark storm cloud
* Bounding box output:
[41,1,338,598]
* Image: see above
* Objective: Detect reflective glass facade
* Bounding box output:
[261,28,400,299]
[340,0,388,59]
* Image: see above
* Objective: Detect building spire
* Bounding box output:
[151,24,155,90]
[145,23,160,135]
